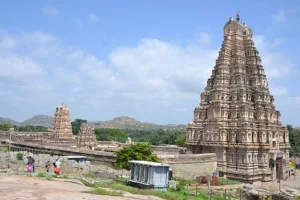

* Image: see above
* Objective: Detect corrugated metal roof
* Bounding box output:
[129,160,170,167]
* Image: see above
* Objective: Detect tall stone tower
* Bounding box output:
[186,15,291,182]
[52,104,73,139]
[76,123,97,150]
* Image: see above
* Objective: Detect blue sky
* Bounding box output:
[1,0,300,126]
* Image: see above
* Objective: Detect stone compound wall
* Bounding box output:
[159,153,217,180]
[0,151,128,176]
[152,145,186,155]
[0,151,90,174]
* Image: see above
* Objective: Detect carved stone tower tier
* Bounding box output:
[185,16,291,182]
[76,123,97,150]
[52,104,73,139]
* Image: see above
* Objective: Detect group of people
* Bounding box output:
[27,158,61,175]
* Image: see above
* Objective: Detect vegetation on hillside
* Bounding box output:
[0,123,48,132]
[115,143,159,170]
[93,128,186,147]
[95,128,129,143]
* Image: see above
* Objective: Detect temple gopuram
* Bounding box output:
[185,14,291,182]
[76,123,97,150]
[52,104,73,139]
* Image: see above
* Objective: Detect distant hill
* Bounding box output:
[91,116,186,130]
[0,117,20,126]
[0,115,186,130]
[21,115,53,127]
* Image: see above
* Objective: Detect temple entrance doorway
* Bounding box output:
[269,158,275,181]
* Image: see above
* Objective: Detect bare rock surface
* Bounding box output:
[0,174,162,200]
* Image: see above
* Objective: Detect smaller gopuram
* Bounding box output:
[52,103,73,139]
[76,123,97,150]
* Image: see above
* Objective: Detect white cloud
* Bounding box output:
[88,13,99,22]
[43,6,59,17]
[0,29,294,124]
[0,35,16,49]
[0,55,45,79]
[272,9,286,23]
[20,31,57,45]
[253,35,294,78]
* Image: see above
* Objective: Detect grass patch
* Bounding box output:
[85,173,96,178]
[94,181,228,200]
[84,188,123,196]
[218,178,240,185]
[37,172,47,177]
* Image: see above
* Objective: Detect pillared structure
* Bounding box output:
[76,123,97,150]
[52,104,73,139]
[185,15,291,182]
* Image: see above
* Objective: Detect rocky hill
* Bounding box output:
[91,116,186,130]
[21,115,53,127]
[0,117,20,126]
[0,115,186,130]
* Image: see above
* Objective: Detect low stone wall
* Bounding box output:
[152,145,186,155]
[9,141,117,163]
[0,151,130,177]
[159,153,217,180]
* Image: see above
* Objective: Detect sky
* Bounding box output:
[1,0,300,126]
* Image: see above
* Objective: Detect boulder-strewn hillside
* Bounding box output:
[0,117,20,126]
[0,115,186,130]
[21,115,53,127]
[91,116,186,130]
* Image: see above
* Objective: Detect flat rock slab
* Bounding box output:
[0,174,161,200]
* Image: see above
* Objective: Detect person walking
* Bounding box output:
[32,157,35,172]
[27,161,33,172]
[54,158,61,175]
[45,161,51,172]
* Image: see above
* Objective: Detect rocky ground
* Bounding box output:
[0,174,162,200]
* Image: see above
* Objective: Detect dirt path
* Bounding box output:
[0,174,161,200]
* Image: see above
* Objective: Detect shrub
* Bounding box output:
[115,143,159,170]
[16,152,23,160]
[37,172,47,177]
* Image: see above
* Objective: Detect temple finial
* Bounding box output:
[236,11,240,22]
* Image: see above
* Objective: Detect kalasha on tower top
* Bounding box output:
[185,13,291,182]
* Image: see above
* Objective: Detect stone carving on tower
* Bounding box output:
[185,15,291,182]
[76,123,97,150]
[52,104,73,139]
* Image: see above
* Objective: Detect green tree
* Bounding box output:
[95,128,128,143]
[71,119,87,135]
[288,125,300,156]
[16,152,23,160]
[175,135,186,147]
[17,125,48,132]
[0,123,12,131]
[115,143,159,170]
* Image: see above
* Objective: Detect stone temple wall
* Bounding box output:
[159,153,217,179]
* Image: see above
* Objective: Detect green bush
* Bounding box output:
[37,172,47,177]
[16,152,23,160]
[115,143,159,170]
